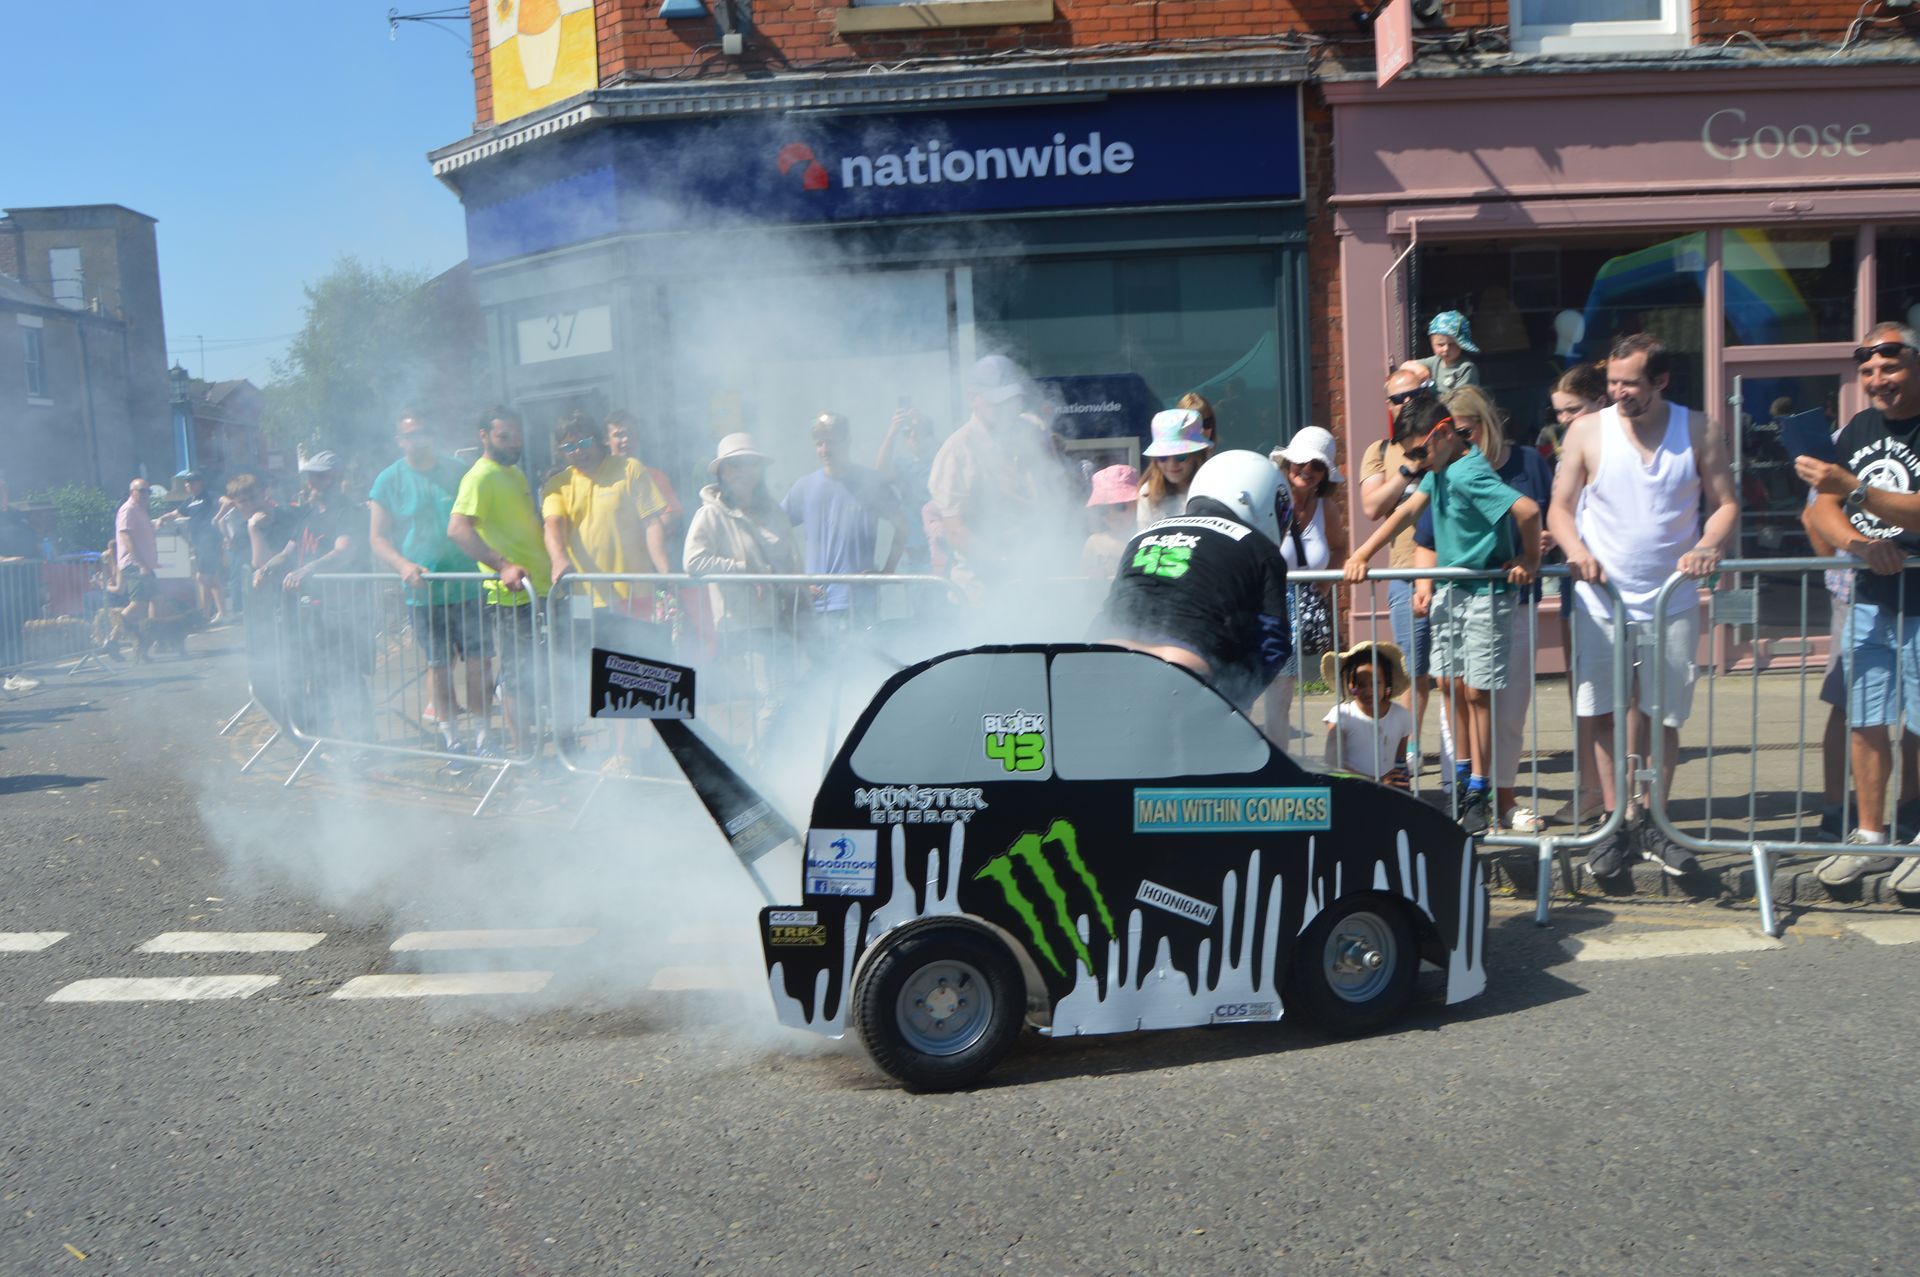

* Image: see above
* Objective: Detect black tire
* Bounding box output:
[1286,897,1417,1036]
[852,924,1025,1091]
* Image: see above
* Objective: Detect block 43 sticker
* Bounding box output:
[982,709,1047,774]
[805,830,879,897]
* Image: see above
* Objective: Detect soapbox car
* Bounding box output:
[649,643,1487,1091]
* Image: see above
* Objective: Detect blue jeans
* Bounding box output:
[1388,578,1432,682]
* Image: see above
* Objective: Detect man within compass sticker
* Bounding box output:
[1799,323,1920,891]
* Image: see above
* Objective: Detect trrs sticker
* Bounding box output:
[805,829,879,897]
[855,786,989,825]
[769,925,827,947]
[1211,1001,1280,1024]
[1132,787,1333,833]
[982,709,1047,773]
[1135,880,1218,927]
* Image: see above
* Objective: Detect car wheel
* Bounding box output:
[853,925,1025,1091]
[1287,898,1417,1036]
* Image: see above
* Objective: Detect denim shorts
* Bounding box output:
[1845,598,1920,732]
[1429,585,1513,692]
[1388,578,1432,682]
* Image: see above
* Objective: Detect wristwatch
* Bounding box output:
[1846,482,1871,513]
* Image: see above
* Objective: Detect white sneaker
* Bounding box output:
[1548,791,1605,828]
[1889,855,1920,895]
[1502,805,1547,835]
[1815,831,1900,887]
[3,674,40,692]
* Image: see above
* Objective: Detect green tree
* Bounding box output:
[31,483,115,554]
[263,257,483,462]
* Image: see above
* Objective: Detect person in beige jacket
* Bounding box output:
[682,432,806,746]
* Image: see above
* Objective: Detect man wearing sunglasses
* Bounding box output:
[1359,366,1441,762]
[1346,395,1542,834]
[1797,324,1920,893]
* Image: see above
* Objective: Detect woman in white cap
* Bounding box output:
[1137,408,1214,528]
[1261,425,1347,743]
[683,432,805,747]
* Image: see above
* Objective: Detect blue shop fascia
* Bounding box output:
[430,55,1314,492]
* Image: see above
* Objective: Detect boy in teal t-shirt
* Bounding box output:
[1344,397,1542,832]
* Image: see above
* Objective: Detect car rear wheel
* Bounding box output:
[853,925,1024,1091]
[1287,898,1416,1036]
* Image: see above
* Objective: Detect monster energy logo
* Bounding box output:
[973,819,1115,978]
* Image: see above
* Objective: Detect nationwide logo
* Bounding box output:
[776,142,831,192]
[974,819,1114,978]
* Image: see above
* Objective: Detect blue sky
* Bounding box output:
[5,3,477,385]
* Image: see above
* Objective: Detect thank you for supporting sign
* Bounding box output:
[590,648,696,719]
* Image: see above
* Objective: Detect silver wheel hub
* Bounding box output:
[1320,911,1398,1003]
[895,958,995,1056]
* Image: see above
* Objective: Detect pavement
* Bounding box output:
[4,628,1920,1272]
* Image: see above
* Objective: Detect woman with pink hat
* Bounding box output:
[1081,464,1141,581]
[1137,408,1214,528]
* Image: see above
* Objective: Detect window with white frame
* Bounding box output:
[1510,0,1689,53]
[20,318,47,400]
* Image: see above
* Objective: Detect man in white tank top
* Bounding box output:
[1547,334,1739,883]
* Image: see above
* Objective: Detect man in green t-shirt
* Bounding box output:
[1345,396,1541,833]
[370,412,484,756]
[449,408,551,755]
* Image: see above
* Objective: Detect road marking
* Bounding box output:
[648,965,744,991]
[0,932,69,952]
[137,931,326,954]
[388,928,597,952]
[1561,928,1784,962]
[331,972,553,999]
[1841,917,1920,946]
[46,975,279,1002]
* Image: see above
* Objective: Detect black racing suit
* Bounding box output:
[1097,496,1293,711]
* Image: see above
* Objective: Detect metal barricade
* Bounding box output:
[0,555,107,683]
[543,570,960,823]
[1646,556,1920,936]
[1292,565,1633,925]
[277,571,541,816]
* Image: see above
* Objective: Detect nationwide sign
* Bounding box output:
[462,88,1304,265]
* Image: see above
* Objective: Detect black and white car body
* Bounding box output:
[658,643,1487,1090]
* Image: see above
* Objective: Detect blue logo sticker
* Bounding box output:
[1132,787,1332,833]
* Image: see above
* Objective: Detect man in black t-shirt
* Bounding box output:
[1099,450,1292,719]
[1798,323,1920,890]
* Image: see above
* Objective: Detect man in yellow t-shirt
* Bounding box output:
[540,410,670,615]
[449,408,551,754]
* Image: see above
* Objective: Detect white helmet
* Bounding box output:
[1187,449,1282,545]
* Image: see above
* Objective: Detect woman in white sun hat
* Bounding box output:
[1137,408,1215,528]
[1261,425,1347,746]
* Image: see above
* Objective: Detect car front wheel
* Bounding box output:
[1287,898,1417,1035]
[853,925,1025,1091]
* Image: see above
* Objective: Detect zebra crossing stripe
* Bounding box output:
[1560,928,1783,962]
[331,972,553,999]
[388,928,597,952]
[46,976,279,1002]
[138,932,326,954]
[0,932,69,952]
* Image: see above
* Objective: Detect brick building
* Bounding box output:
[431,0,1918,560]
[0,205,174,495]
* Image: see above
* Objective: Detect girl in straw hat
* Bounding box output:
[1321,640,1415,788]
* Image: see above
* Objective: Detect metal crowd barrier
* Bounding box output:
[0,554,108,683]
[1294,566,1633,925]
[542,570,960,826]
[1646,556,1920,936]
[264,571,540,816]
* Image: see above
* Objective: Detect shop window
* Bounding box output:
[1413,232,1706,449]
[976,251,1287,445]
[1877,228,1920,338]
[1509,0,1688,53]
[1723,229,1854,347]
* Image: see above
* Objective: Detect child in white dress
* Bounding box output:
[1321,641,1415,788]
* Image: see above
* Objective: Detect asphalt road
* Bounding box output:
[2,635,1917,1274]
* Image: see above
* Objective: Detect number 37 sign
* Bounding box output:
[515,304,614,365]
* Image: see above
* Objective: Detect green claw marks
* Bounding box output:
[973,819,1115,977]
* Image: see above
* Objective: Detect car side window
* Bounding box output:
[849,651,1055,783]
[1050,649,1269,780]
